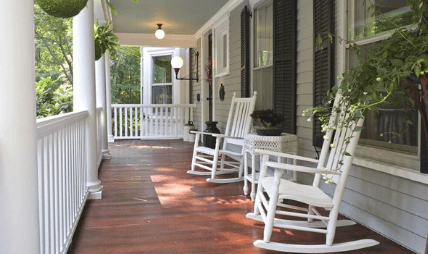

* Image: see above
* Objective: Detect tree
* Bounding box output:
[35,4,74,117]
[110,46,141,104]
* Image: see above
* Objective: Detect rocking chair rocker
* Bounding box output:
[246,94,379,253]
[187,91,257,183]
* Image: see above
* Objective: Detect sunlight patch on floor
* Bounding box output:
[129,145,173,150]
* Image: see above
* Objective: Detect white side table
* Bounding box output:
[243,133,298,201]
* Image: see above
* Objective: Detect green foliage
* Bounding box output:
[35,4,73,85]
[36,77,73,118]
[110,46,141,104]
[35,4,74,119]
[250,109,284,128]
[36,0,88,18]
[94,21,120,61]
[307,0,428,134]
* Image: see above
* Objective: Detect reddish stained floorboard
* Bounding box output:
[68,140,414,254]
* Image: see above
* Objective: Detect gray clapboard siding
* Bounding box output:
[296,0,315,158]
[213,1,249,133]
[294,0,428,252]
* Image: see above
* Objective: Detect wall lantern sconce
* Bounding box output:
[171,52,199,83]
[155,24,165,39]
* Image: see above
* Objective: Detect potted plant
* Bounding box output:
[250,109,284,136]
[94,21,120,61]
[305,0,428,174]
[36,0,88,18]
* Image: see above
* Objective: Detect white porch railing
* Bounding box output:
[36,108,104,254]
[112,104,196,140]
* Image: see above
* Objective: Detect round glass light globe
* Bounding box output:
[155,29,165,39]
[171,56,184,69]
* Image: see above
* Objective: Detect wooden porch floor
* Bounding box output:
[68,140,415,254]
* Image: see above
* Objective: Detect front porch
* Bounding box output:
[68,140,413,253]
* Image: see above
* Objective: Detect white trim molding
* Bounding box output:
[116,33,196,48]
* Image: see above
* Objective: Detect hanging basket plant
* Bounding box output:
[94,21,120,61]
[36,0,89,18]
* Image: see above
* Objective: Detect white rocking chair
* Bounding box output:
[246,94,379,253]
[187,91,257,183]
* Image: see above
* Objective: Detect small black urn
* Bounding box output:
[203,121,220,149]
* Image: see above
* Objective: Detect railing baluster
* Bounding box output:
[130,107,133,137]
[53,132,59,253]
[114,107,117,138]
[119,107,123,137]
[125,107,128,137]
[37,139,45,254]
[135,107,138,137]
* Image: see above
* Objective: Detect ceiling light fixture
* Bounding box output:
[155,24,165,39]
[171,52,199,82]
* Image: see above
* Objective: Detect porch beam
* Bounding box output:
[96,56,111,158]
[0,1,40,253]
[73,0,103,199]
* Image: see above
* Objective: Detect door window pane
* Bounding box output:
[153,55,172,83]
[152,85,172,104]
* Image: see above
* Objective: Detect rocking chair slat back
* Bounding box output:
[224,92,257,141]
[313,93,364,188]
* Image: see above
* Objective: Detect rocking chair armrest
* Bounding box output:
[190,131,220,136]
[210,133,244,140]
[254,149,319,164]
[265,161,341,175]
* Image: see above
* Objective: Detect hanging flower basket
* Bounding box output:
[36,0,89,18]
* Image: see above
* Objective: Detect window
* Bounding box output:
[214,15,229,77]
[347,0,419,156]
[152,55,172,104]
[253,1,274,110]
[348,0,412,41]
[254,2,273,68]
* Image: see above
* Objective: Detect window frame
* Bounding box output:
[344,0,422,173]
[213,14,230,78]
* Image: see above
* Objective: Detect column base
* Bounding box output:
[108,135,115,143]
[88,189,103,199]
[88,183,103,199]
[102,149,111,159]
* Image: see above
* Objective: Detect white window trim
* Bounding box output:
[213,13,230,78]
[342,1,427,182]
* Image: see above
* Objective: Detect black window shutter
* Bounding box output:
[313,0,335,147]
[241,6,250,98]
[273,0,297,134]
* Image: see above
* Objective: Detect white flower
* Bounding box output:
[307,118,312,122]
[363,92,368,95]
[302,113,306,116]
[330,144,336,148]
[323,135,329,140]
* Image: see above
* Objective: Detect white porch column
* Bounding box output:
[0,1,40,253]
[105,51,114,142]
[96,56,111,158]
[73,0,102,199]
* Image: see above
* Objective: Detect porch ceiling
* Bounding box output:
[110,0,229,35]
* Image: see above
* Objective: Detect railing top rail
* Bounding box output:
[111,103,196,108]
[36,110,89,139]
[96,107,103,113]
